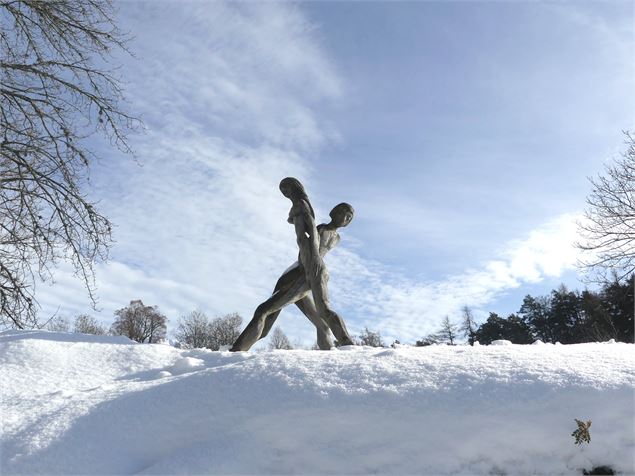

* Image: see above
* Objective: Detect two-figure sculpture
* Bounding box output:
[230,178,354,351]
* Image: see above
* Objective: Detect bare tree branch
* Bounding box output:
[577,132,635,284]
[0,0,141,328]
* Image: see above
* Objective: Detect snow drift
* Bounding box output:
[1,330,634,475]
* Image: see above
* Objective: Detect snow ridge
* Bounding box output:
[1,331,634,475]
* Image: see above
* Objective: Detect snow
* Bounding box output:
[491,339,513,346]
[1,331,634,475]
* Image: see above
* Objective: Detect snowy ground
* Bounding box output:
[1,331,634,475]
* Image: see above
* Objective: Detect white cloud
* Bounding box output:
[36,2,584,347]
[38,207,581,346]
[326,213,581,343]
[37,1,342,334]
[122,1,342,153]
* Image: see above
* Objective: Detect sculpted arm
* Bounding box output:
[292,200,321,259]
[302,203,321,256]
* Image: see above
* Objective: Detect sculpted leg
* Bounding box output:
[259,266,306,339]
[230,283,308,351]
[295,295,333,350]
[229,301,273,352]
[310,274,354,346]
[260,310,281,339]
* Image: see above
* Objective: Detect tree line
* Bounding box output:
[45,277,633,350]
[418,277,634,346]
[46,300,167,343]
[45,302,393,351]
[45,300,299,351]
[45,300,244,349]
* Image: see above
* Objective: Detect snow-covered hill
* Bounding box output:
[1,331,633,475]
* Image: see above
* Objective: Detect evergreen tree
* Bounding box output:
[474,313,532,345]
[549,286,583,344]
[504,314,534,344]
[580,290,617,342]
[474,313,506,344]
[480,279,633,345]
[601,275,634,343]
[519,295,554,343]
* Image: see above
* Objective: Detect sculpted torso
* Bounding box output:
[279,199,340,290]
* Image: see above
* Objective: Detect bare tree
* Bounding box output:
[45,314,70,332]
[268,326,293,350]
[111,300,166,343]
[174,311,242,350]
[0,1,139,328]
[175,310,212,349]
[208,313,242,350]
[459,305,477,345]
[358,327,384,347]
[73,313,106,335]
[415,335,439,347]
[437,315,459,345]
[578,132,635,283]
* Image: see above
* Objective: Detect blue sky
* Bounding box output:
[38,1,633,346]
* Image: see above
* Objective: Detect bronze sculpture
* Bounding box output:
[230,178,354,351]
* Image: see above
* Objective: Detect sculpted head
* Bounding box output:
[279,177,307,200]
[280,177,316,219]
[329,202,354,228]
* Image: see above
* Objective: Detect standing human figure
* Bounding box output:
[230,178,354,351]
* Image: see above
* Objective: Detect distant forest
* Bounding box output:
[421,276,634,346]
